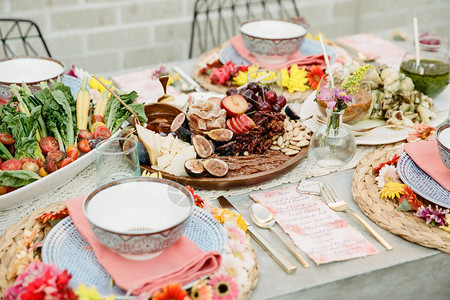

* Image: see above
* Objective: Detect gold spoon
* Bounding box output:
[250,203,310,268]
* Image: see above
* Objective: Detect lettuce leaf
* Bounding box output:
[0,170,41,187]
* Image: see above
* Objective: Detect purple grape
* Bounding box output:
[258,101,272,111]
[247,82,260,94]
[226,88,238,96]
[272,103,282,112]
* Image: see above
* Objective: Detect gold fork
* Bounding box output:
[321,183,393,251]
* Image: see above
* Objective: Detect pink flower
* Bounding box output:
[4,262,76,300]
[334,88,356,105]
[315,86,354,112]
[407,123,436,142]
[209,273,240,300]
[415,205,449,226]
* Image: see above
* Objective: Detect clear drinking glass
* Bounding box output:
[95,137,141,186]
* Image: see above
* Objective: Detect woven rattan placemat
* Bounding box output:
[0,201,259,299]
[352,144,450,253]
[192,45,313,103]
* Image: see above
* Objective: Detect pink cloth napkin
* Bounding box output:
[112,69,178,104]
[336,33,406,68]
[404,140,450,191]
[66,197,221,296]
[230,35,327,70]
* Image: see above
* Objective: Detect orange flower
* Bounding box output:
[153,283,190,300]
[36,207,69,225]
[406,123,436,142]
[307,65,325,90]
[399,185,422,211]
[186,186,205,208]
[373,153,400,174]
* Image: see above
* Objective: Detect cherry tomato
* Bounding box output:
[37,158,45,168]
[6,187,17,193]
[78,129,94,140]
[77,139,91,153]
[22,162,39,173]
[0,133,15,145]
[6,144,14,156]
[1,159,22,171]
[67,145,78,153]
[38,167,48,177]
[20,157,38,165]
[0,186,7,195]
[94,126,112,139]
[46,150,65,163]
[39,136,59,155]
[91,114,104,124]
[90,122,107,134]
[67,150,79,160]
[60,158,74,168]
[45,160,58,173]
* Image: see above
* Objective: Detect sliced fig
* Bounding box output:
[184,159,205,177]
[205,128,234,145]
[284,105,300,120]
[170,112,187,132]
[203,158,229,177]
[215,141,236,156]
[176,126,192,143]
[192,135,215,158]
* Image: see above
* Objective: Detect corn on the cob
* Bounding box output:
[93,85,111,117]
[76,76,91,130]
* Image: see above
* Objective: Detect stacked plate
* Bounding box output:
[397,152,450,208]
[42,207,227,297]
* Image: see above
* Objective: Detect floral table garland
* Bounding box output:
[2,186,259,300]
[371,123,450,237]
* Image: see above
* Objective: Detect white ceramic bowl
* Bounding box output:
[240,20,307,64]
[0,56,65,102]
[83,177,194,260]
[437,122,450,170]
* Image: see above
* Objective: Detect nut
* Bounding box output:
[277,136,283,146]
[270,145,281,150]
[285,149,299,155]
[288,144,300,150]
[297,140,309,147]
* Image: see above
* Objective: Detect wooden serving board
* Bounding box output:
[141,146,308,189]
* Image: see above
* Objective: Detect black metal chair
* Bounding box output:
[0,18,52,58]
[189,0,304,58]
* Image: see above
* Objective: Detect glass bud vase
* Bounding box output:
[309,109,357,168]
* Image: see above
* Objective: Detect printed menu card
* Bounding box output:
[250,184,379,265]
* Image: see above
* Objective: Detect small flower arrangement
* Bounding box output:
[313,65,372,136]
[373,126,450,234]
[4,261,77,300]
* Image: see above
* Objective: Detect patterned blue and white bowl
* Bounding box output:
[437,122,450,170]
[83,177,194,260]
[240,20,307,64]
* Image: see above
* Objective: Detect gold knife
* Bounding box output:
[218,196,297,274]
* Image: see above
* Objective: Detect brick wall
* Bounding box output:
[1,0,449,73]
